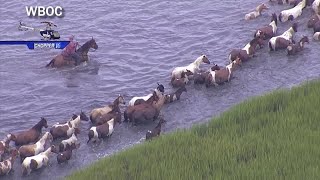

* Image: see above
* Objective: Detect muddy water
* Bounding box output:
[0,0,319,179]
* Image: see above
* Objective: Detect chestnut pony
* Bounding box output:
[46,38,98,68]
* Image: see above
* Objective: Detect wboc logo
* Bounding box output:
[0,6,69,50]
[25,6,64,17]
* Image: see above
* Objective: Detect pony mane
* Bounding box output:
[77,38,95,52]
[250,36,260,46]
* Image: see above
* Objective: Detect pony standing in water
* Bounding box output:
[244,3,269,20]
[128,83,164,106]
[171,55,210,79]
[278,0,306,22]
[269,23,298,51]
[254,13,278,40]
[229,35,264,63]
[287,36,309,55]
[271,0,300,5]
[46,37,98,68]
[313,0,320,14]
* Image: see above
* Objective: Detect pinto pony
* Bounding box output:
[205,58,242,87]
[50,112,88,140]
[0,149,19,176]
[0,134,15,161]
[124,92,166,125]
[193,65,221,84]
[254,13,278,40]
[313,0,320,14]
[18,132,53,162]
[278,0,306,22]
[171,55,210,79]
[90,95,125,124]
[271,0,301,5]
[59,129,80,152]
[244,3,269,20]
[128,83,164,107]
[124,91,158,122]
[229,36,264,62]
[269,23,298,51]
[22,145,56,176]
[87,117,121,143]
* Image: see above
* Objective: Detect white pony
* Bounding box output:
[171,55,210,79]
[244,3,268,20]
[278,0,306,22]
[313,0,320,14]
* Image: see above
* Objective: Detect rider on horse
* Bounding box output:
[62,35,81,65]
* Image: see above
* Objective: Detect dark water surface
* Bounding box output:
[0,0,319,179]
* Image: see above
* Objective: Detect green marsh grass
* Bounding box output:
[67,80,320,180]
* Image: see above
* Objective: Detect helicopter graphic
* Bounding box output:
[18,21,60,40]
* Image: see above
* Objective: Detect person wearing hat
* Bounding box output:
[62,35,81,65]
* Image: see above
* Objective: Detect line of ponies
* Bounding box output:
[1,0,319,177]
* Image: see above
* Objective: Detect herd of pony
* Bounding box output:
[0,0,319,177]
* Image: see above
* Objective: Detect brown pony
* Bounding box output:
[11,117,48,146]
[56,143,80,164]
[146,117,166,140]
[124,91,158,122]
[90,95,125,124]
[164,86,187,104]
[128,91,159,107]
[46,38,98,68]
[307,14,320,28]
[124,93,166,125]
[287,36,309,55]
[93,110,122,126]
[194,64,221,84]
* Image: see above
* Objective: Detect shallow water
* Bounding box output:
[0,0,319,179]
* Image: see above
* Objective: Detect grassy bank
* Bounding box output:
[67,80,320,180]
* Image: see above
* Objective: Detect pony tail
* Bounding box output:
[278,13,282,22]
[268,41,274,51]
